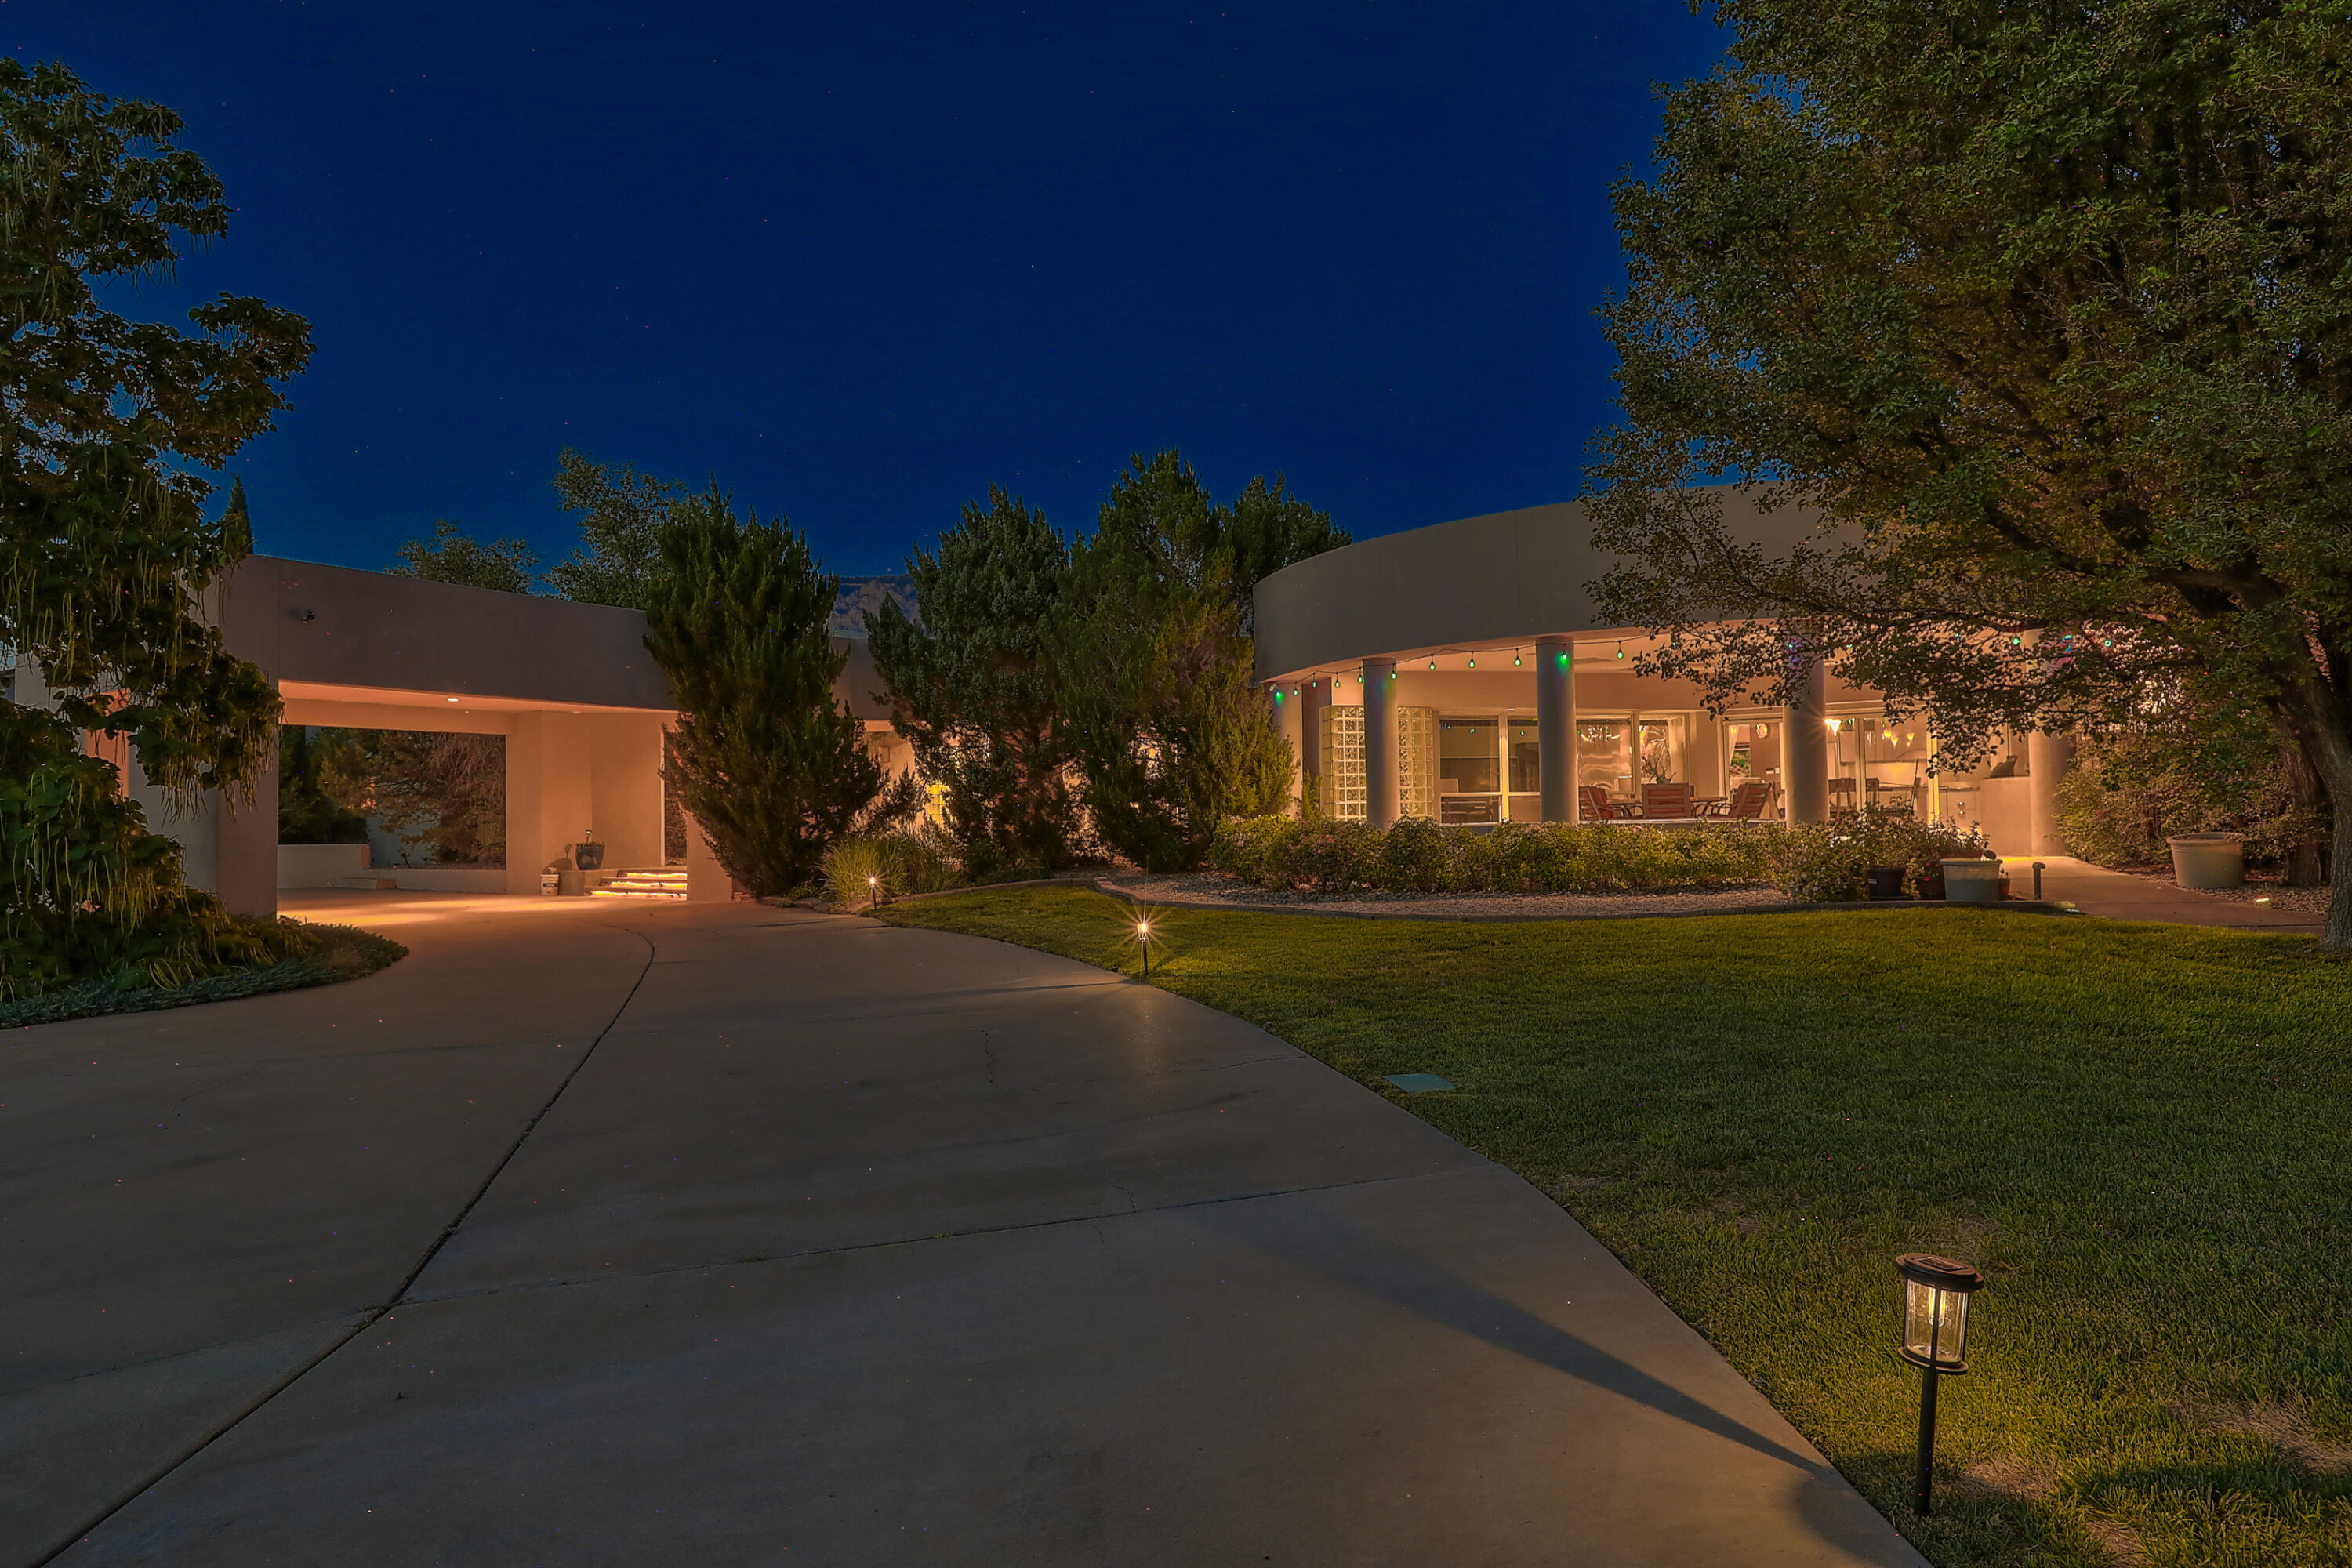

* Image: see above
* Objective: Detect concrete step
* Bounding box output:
[589,867,689,901]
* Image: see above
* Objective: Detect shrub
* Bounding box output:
[822,828,964,906]
[1206,814,1782,895]
[1374,817,1450,891]
[1207,814,1301,884]
[1766,811,1987,902]
[822,837,892,907]
[1277,819,1383,890]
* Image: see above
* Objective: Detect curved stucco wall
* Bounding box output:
[1251,488,1820,683]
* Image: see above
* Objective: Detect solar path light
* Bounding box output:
[1895,1252,1985,1516]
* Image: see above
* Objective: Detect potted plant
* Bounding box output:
[2168,831,2245,890]
[574,829,606,872]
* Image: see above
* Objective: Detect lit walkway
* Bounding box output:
[2005,855,2326,935]
[8,893,1922,1566]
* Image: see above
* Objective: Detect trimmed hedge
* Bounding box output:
[1207,815,1779,894]
[1207,808,1995,902]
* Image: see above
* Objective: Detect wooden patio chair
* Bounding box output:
[1580,784,1632,821]
[1640,782,1696,819]
[1722,780,1772,821]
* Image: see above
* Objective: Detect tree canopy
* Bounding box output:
[547,447,682,611]
[387,519,539,593]
[1046,452,1316,869]
[0,59,310,993]
[1587,1,2352,944]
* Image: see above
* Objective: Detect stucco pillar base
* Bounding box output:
[1781,656,1830,824]
[2027,730,2075,857]
[1535,636,1573,822]
[1361,659,1398,828]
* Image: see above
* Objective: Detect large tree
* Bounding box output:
[547,447,683,611]
[644,485,884,896]
[866,486,1078,874]
[1587,2,2352,946]
[1047,452,1324,869]
[0,60,310,993]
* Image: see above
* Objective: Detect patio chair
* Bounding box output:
[1580,784,1633,821]
[1722,780,1772,821]
[1640,782,1696,819]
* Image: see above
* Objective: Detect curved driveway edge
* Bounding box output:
[7,893,1926,1566]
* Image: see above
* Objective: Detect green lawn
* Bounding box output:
[882,887,2352,1568]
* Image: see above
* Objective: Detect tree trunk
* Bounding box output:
[2278,692,2352,950]
[2281,744,2329,887]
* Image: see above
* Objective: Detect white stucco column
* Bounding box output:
[1536,636,1573,822]
[506,711,594,894]
[2028,729,2075,857]
[1780,655,1830,823]
[1362,658,1398,828]
[682,807,735,902]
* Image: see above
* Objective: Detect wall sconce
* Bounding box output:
[1896,1252,1986,1516]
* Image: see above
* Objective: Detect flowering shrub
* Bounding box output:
[1206,815,1778,894]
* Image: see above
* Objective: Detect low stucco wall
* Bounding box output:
[278,843,371,888]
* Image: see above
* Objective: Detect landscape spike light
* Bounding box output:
[1135,915,1153,978]
[1895,1253,1986,1517]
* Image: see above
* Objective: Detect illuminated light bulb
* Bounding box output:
[1467,655,1476,669]
[1615,641,1625,659]
[1514,648,1523,666]
[1428,658,1436,670]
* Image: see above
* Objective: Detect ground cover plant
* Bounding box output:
[0,919,405,1029]
[881,886,2352,1568]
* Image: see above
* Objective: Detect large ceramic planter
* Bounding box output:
[2169,832,2245,891]
[1940,858,2003,905]
[574,840,607,872]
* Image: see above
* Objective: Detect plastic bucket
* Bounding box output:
[1940,858,2004,904]
[2169,833,2245,891]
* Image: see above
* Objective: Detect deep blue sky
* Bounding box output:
[14,2,1724,577]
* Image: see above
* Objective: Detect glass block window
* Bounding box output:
[1399,706,1438,820]
[1318,704,1365,820]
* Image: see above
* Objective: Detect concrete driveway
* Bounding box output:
[6,894,1924,1566]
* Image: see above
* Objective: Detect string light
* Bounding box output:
[1615,640,1626,659]
[1467,655,1476,669]
[1514,648,1522,666]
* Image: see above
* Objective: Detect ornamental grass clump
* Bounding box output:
[822,828,964,906]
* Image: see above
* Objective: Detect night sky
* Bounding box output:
[16,2,1725,577]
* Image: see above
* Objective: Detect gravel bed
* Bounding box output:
[1097,871,1789,921]
[2110,866,2336,916]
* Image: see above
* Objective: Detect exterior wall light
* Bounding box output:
[1896,1252,1986,1516]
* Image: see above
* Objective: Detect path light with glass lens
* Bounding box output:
[1896,1253,1986,1516]
[866,873,880,911]
[1135,915,1153,978]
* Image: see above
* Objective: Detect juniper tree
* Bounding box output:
[865,486,1079,874]
[644,485,884,895]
